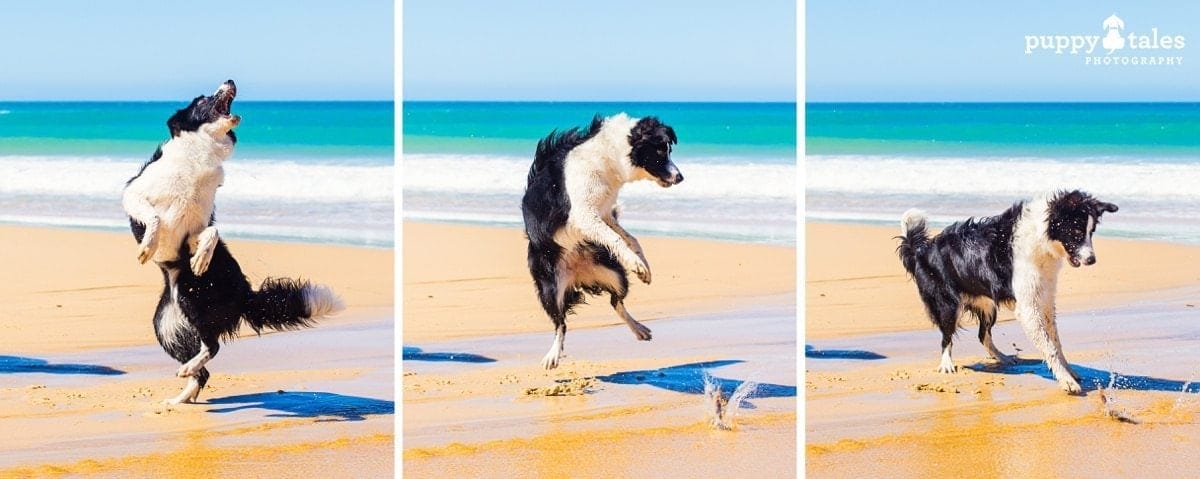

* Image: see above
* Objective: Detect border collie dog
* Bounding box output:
[122,80,343,404]
[521,113,682,369]
[897,190,1117,394]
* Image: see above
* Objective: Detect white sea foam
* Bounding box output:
[402,154,796,200]
[807,155,1200,200]
[807,154,1200,244]
[0,155,392,202]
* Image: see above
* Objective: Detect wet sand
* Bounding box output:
[403,222,797,477]
[0,225,394,477]
[805,221,1200,477]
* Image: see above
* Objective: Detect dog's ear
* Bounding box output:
[166,95,204,138]
[1054,190,1087,210]
[1097,201,1118,215]
[664,124,678,145]
[629,116,659,146]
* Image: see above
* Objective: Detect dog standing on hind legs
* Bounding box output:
[123,80,343,404]
[896,190,1117,394]
[522,113,683,369]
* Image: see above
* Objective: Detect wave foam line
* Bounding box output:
[403,154,796,199]
[0,156,392,202]
[808,155,1200,200]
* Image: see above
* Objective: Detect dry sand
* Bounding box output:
[805,221,1200,477]
[0,225,394,477]
[402,221,798,478]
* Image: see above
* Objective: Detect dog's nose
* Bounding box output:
[674,172,684,184]
[1084,255,1096,266]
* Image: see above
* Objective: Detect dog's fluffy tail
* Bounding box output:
[242,277,344,333]
[897,208,930,275]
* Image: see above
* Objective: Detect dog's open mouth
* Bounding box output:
[213,80,237,119]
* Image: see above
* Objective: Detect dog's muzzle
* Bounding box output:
[658,164,684,187]
[1069,254,1096,267]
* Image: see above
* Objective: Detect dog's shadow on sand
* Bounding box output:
[0,356,125,376]
[968,359,1200,393]
[594,360,797,407]
[206,391,395,422]
[402,346,497,363]
[805,345,887,360]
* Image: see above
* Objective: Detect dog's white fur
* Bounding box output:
[555,114,655,284]
[122,109,237,276]
[1009,195,1082,393]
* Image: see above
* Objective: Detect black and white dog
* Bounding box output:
[521,113,682,369]
[897,190,1118,394]
[122,80,343,404]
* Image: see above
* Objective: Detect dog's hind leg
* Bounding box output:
[537,268,575,370]
[542,322,567,370]
[933,302,959,373]
[584,244,650,341]
[614,299,652,341]
[969,300,1014,365]
[166,376,202,405]
[177,336,219,378]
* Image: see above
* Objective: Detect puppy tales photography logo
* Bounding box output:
[1025,14,1186,66]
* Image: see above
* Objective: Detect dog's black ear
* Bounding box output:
[630,116,658,144]
[166,95,204,138]
[1098,201,1118,214]
[1055,190,1087,209]
[664,124,678,145]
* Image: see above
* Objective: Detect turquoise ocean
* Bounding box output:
[808,103,1200,243]
[0,101,394,247]
[403,102,798,245]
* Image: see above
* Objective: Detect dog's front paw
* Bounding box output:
[630,321,652,341]
[631,260,652,285]
[190,250,212,276]
[137,243,156,264]
[541,352,562,370]
[1060,378,1083,395]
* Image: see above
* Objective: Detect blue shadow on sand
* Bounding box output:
[967,360,1200,393]
[595,360,797,404]
[206,391,395,422]
[805,345,887,360]
[402,346,496,363]
[0,356,125,376]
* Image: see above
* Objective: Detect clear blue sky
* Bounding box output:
[0,1,393,100]
[403,0,797,102]
[808,1,1200,101]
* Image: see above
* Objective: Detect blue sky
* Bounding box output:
[808,1,1200,101]
[403,0,797,101]
[0,1,393,100]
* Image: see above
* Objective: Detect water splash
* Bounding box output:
[1095,372,1138,424]
[1171,370,1198,412]
[703,372,758,431]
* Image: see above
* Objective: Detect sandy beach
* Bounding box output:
[402,221,798,477]
[0,225,394,477]
[805,221,1200,477]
